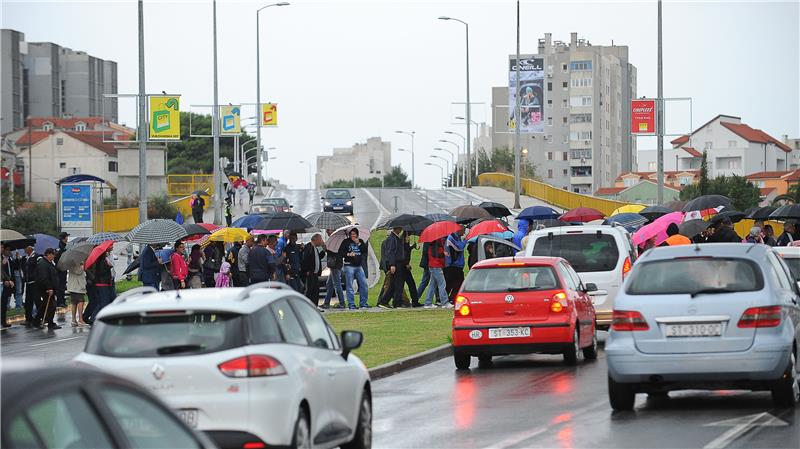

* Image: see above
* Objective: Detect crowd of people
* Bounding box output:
[639,218,799,250]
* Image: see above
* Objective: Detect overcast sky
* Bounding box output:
[3,0,798,188]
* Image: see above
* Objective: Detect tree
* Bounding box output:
[164,112,254,174]
[698,150,710,196]
[382,166,411,188]
[680,174,761,211]
[2,204,58,236]
[473,147,536,183]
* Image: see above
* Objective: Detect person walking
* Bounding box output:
[11,250,24,311]
[227,241,242,286]
[66,267,88,327]
[87,246,114,323]
[238,237,254,287]
[424,238,451,309]
[662,223,692,246]
[202,242,223,287]
[377,227,406,309]
[170,241,189,289]
[322,233,345,309]
[283,232,303,292]
[138,244,161,290]
[248,235,271,284]
[302,234,324,304]
[444,230,466,304]
[82,255,97,324]
[34,248,60,330]
[55,232,69,308]
[1,244,14,328]
[23,246,39,327]
[187,245,204,289]
[416,241,440,305]
[225,198,233,227]
[402,233,421,307]
[248,184,255,205]
[265,235,279,281]
[338,228,369,309]
[191,194,205,223]
[777,220,797,246]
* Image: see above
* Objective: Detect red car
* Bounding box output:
[452,256,598,369]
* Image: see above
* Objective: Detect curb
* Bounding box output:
[7,307,69,325]
[368,343,452,380]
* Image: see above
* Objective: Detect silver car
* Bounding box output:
[606,243,800,410]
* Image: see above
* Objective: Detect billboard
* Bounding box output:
[261,103,278,126]
[631,99,657,135]
[60,184,92,228]
[149,95,181,140]
[508,56,544,133]
[220,105,241,135]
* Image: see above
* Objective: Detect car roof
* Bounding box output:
[637,243,772,262]
[472,256,563,269]
[529,224,630,237]
[774,246,800,258]
[262,197,289,203]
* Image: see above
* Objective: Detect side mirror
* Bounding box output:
[351,196,356,199]
[244,211,249,215]
[290,205,294,208]
[321,197,326,200]
[584,283,598,293]
[341,330,363,360]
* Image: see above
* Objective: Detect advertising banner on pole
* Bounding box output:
[261,103,278,126]
[149,95,181,140]
[631,99,657,135]
[60,184,93,229]
[508,56,544,133]
[220,105,241,135]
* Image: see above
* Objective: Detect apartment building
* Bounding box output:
[315,137,391,189]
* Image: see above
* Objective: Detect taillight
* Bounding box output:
[455,295,471,316]
[622,257,632,281]
[611,310,649,331]
[243,443,266,449]
[551,291,567,313]
[218,355,287,378]
[737,306,782,328]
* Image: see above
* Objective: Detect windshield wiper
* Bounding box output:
[690,288,736,298]
[156,344,204,355]
[506,287,542,292]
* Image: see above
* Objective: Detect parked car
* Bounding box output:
[1,360,217,449]
[774,246,800,284]
[524,225,636,329]
[259,197,293,212]
[606,243,800,410]
[322,189,355,215]
[452,256,598,370]
[74,283,372,449]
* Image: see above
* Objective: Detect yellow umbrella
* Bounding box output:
[206,227,251,243]
[610,204,646,216]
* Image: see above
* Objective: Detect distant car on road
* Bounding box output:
[452,256,598,370]
[606,243,800,410]
[248,203,277,215]
[259,197,293,213]
[2,360,216,449]
[75,283,372,449]
[322,189,355,215]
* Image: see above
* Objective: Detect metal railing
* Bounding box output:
[167,174,214,197]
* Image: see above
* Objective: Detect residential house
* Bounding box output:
[615,170,699,189]
[746,170,800,203]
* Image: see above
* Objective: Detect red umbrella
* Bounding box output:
[560,207,605,223]
[419,221,463,243]
[466,219,508,241]
[197,223,221,232]
[84,240,114,270]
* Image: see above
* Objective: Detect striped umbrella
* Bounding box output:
[87,232,128,245]
[127,219,188,244]
[305,212,351,231]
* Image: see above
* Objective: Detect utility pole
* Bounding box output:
[513,0,521,209]
[212,0,222,224]
[656,0,664,204]
[465,23,472,188]
[137,0,148,222]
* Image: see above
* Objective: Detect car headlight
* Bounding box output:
[324,201,331,206]
[346,201,352,206]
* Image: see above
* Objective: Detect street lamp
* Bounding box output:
[438,139,461,187]
[255,1,290,195]
[430,155,451,187]
[434,147,456,187]
[455,116,481,179]
[439,16,471,187]
[424,162,445,189]
[395,130,415,188]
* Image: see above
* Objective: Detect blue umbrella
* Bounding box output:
[31,233,59,254]
[603,213,648,232]
[175,212,184,225]
[156,248,174,264]
[517,206,560,221]
[231,214,265,230]
[467,230,514,243]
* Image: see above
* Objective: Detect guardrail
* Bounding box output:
[101,195,200,232]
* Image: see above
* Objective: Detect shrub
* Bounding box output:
[148,194,179,219]
[2,204,58,236]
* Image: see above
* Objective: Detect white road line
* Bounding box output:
[702,411,786,449]
[30,336,84,347]
[361,188,390,230]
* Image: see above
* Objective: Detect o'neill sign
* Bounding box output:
[631,99,657,135]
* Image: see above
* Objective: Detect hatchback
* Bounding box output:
[75,283,372,449]
[774,246,800,284]
[260,197,293,213]
[322,189,355,215]
[452,257,598,369]
[606,244,800,410]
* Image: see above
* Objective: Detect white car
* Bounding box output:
[774,246,800,285]
[75,283,372,449]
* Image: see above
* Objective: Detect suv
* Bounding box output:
[322,189,355,215]
[259,197,293,213]
[523,225,636,329]
[75,283,372,449]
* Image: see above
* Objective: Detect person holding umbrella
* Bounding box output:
[301,234,325,304]
[377,227,407,309]
[66,266,88,327]
[23,246,40,327]
[424,237,450,309]
[138,244,161,290]
[1,243,14,328]
[707,217,742,243]
[86,243,115,323]
[322,232,345,309]
[445,229,467,304]
[191,193,205,223]
[55,231,69,308]
[777,220,797,246]
[338,228,369,310]
[170,241,189,289]
[34,248,60,330]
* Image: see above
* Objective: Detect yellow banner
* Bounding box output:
[220,105,241,135]
[149,96,181,140]
[261,103,278,126]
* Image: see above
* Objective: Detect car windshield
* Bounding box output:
[783,257,800,281]
[86,312,244,358]
[250,205,276,213]
[531,234,619,272]
[261,198,289,206]
[626,258,764,295]
[327,190,351,199]
[462,266,561,292]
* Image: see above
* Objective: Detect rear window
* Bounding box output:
[87,313,244,358]
[326,190,351,199]
[783,257,800,281]
[261,198,289,206]
[626,258,764,295]
[531,234,619,272]
[463,266,561,292]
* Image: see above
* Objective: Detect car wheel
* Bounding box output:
[582,328,598,360]
[454,353,471,370]
[478,356,493,369]
[342,391,372,449]
[771,350,799,408]
[291,407,311,449]
[608,376,636,411]
[563,327,580,366]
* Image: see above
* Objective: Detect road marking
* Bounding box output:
[361,188,390,230]
[30,336,84,347]
[702,412,789,449]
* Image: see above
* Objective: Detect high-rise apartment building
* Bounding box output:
[492,33,637,194]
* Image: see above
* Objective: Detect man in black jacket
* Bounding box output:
[337,228,369,309]
[34,248,60,330]
[55,232,69,308]
[707,217,742,243]
[301,234,324,304]
[248,235,271,284]
[23,246,40,327]
[377,227,406,309]
[1,243,14,328]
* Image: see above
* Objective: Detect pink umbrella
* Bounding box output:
[632,211,685,247]
[249,229,282,235]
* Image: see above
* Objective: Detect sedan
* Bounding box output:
[452,256,598,369]
[606,243,800,410]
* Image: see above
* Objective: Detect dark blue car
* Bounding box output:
[322,189,355,214]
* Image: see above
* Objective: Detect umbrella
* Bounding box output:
[679,219,711,238]
[31,233,59,255]
[231,214,266,230]
[419,221,463,243]
[450,205,492,224]
[226,171,244,178]
[65,236,88,250]
[0,229,26,241]
[682,195,732,212]
[466,219,509,241]
[517,206,560,221]
[663,200,687,212]
[156,248,174,263]
[84,240,114,270]
[610,204,646,216]
[534,219,569,228]
[711,209,746,224]
[191,190,210,196]
[128,219,189,245]
[305,211,352,230]
[56,241,94,271]
[325,225,371,254]
[87,232,128,245]
[769,204,800,220]
[639,205,673,221]
[207,227,251,243]
[632,212,684,247]
[425,213,457,223]
[377,213,432,230]
[468,230,515,243]
[478,201,512,218]
[559,207,605,223]
[122,259,140,276]
[603,213,648,231]
[252,212,314,232]
[182,223,213,239]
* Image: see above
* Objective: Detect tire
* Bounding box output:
[608,376,636,411]
[342,391,372,449]
[582,327,598,360]
[563,327,580,366]
[478,356,493,369]
[771,350,799,408]
[291,407,312,449]
[454,353,471,370]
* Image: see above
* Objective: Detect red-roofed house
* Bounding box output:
[746,169,800,197]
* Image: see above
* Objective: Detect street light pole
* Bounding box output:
[424,162,445,190]
[440,16,471,187]
[212,0,222,224]
[434,147,455,187]
[137,0,147,222]
[656,0,664,204]
[444,131,466,186]
[395,130,415,188]
[430,155,451,187]
[513,0,521,209]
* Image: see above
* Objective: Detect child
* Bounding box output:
[216,258,232,288]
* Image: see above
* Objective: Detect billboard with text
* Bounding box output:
[508,56,544,134]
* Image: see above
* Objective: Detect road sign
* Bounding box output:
[149,96,181,140]
[631,99,657,135]
[261,103,278,126]
[220,105,241,135]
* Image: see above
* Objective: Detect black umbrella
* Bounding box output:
[682,195,732,212]
[1,237,36,251]
[425,213,457,223]
[182,223,212,237]
[376,213,433,234]
[122,258,140,276]
[662,200,687,212]
[747,206,778,220]
[450,205,493,224]
[679,219,711,238]
[191,190,210,196]
[769,204,800,220]
[252,212,314,232]
[639,205,672,221]
[711,209,746,224]
[478,201,512,218]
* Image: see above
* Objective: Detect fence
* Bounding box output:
[101,195,198,232]
[167,174,214,197]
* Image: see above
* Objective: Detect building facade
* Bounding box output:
[492,32,637,194]
[315,137,391,189]
[783,135,800,170]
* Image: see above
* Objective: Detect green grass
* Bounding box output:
[326,309,453,367]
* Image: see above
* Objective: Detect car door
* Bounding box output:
[476,236,521,261]
[564,262,595,344]
[556,261,588,344]
[769,252,800,353]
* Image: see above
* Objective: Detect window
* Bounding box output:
[704,141,713,150]
[562,81,568,90]
[562,99,568,109]
[648,161,656,171]
[547,169,553,179]
[463,266,561,292]
[59,162,66,168]
[562,63,568,72]
[75,122,86,132]
[42,122,53,131]
[570,130,592,141]
[570,113,592,124]
[562,117,568,124]
[562,135,569,144]
[626,258,764,295]
[547,99,553,106]
[547,152,553,161]
[19,391,114,449]
[547,117,553,126]
[108,161,118,172]
[547,82,552,91]
[757,180,766,188]
[532,234,619,272]
[271,299,308,345]
[56,137,64,145]
[680,176,693,185]
[563,169,568,176]
[728,140,737,148]
[570,60,592,71]
[569,96,592,107]
[624,178,637,187]
[562,152,568,161]
[545,135,553,144]
[570,78,593,88]
[571,166,592,177]
[249,306,283,344]
[571,149,591,160]
[291,299,334,349]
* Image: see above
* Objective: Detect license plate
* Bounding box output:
[175,409,198,428]
[488,327,531,339]
[333,206,344,210]
[665,323,722,337]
